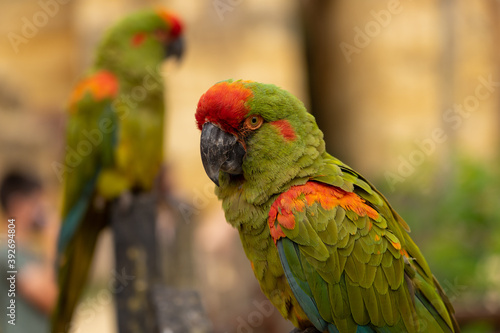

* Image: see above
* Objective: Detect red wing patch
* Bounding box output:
[195,80,254,135]
[268,181,379,244]
[69,71,119,113]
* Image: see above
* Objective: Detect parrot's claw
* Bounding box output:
[289,328,321,333]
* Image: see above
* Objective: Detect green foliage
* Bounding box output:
[377,157,500,303]
[461,322,494,333]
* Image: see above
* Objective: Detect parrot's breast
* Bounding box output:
[115,96,165,191]
[220,188,313,330]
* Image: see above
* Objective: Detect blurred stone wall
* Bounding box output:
[302,0,500,190]
[0,0,498,332]
[0,0,75,185]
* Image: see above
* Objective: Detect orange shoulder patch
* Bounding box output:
[69,71,119,113]
[268,181,379,244]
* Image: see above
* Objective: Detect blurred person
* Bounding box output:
[0,171,58,333]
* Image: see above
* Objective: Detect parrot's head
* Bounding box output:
[95,8,184,73]
[196,80,325,202]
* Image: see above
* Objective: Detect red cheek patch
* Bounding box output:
[132,32,146,46]
[271,120,296,141]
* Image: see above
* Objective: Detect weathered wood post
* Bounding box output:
[111,190,213,333]
[111,193,159,333]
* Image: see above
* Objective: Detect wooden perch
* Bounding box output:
[111,191,213,333]
[151,286,213,333]
[111,192,160,333]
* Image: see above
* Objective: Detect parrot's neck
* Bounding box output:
[239,123,325,206]
[91,63,165,107]
[93,49,165,96]
[117,67,165,94]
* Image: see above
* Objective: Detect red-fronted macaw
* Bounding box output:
[52,8,184,332]
[195,80,460,333]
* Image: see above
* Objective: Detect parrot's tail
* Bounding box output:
[51,203,109,333]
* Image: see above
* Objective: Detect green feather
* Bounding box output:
[361,286,381,326]
[378,289,397,325]
[346,280,370,325]
[353,240,372,265]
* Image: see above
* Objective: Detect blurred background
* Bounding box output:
[0,0,499,332]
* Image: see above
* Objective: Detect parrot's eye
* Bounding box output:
[244,115,263,130]
[154,29,169,42]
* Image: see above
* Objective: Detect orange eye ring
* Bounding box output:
[155,29,169,43]
[244,115,264,130]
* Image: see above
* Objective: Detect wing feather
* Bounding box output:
[53,72,118,332]
[269,153,458,332]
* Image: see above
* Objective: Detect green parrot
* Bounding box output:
[52,8,184,332]
[196,80,460,333]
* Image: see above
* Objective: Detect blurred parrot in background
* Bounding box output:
[196,80,460,333]
[52,8,184,332]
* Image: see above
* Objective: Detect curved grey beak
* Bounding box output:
[166,36,185,60]
[200,123,245,186]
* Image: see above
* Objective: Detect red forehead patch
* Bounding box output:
[195,81,254,134]
[157,9,183,38]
